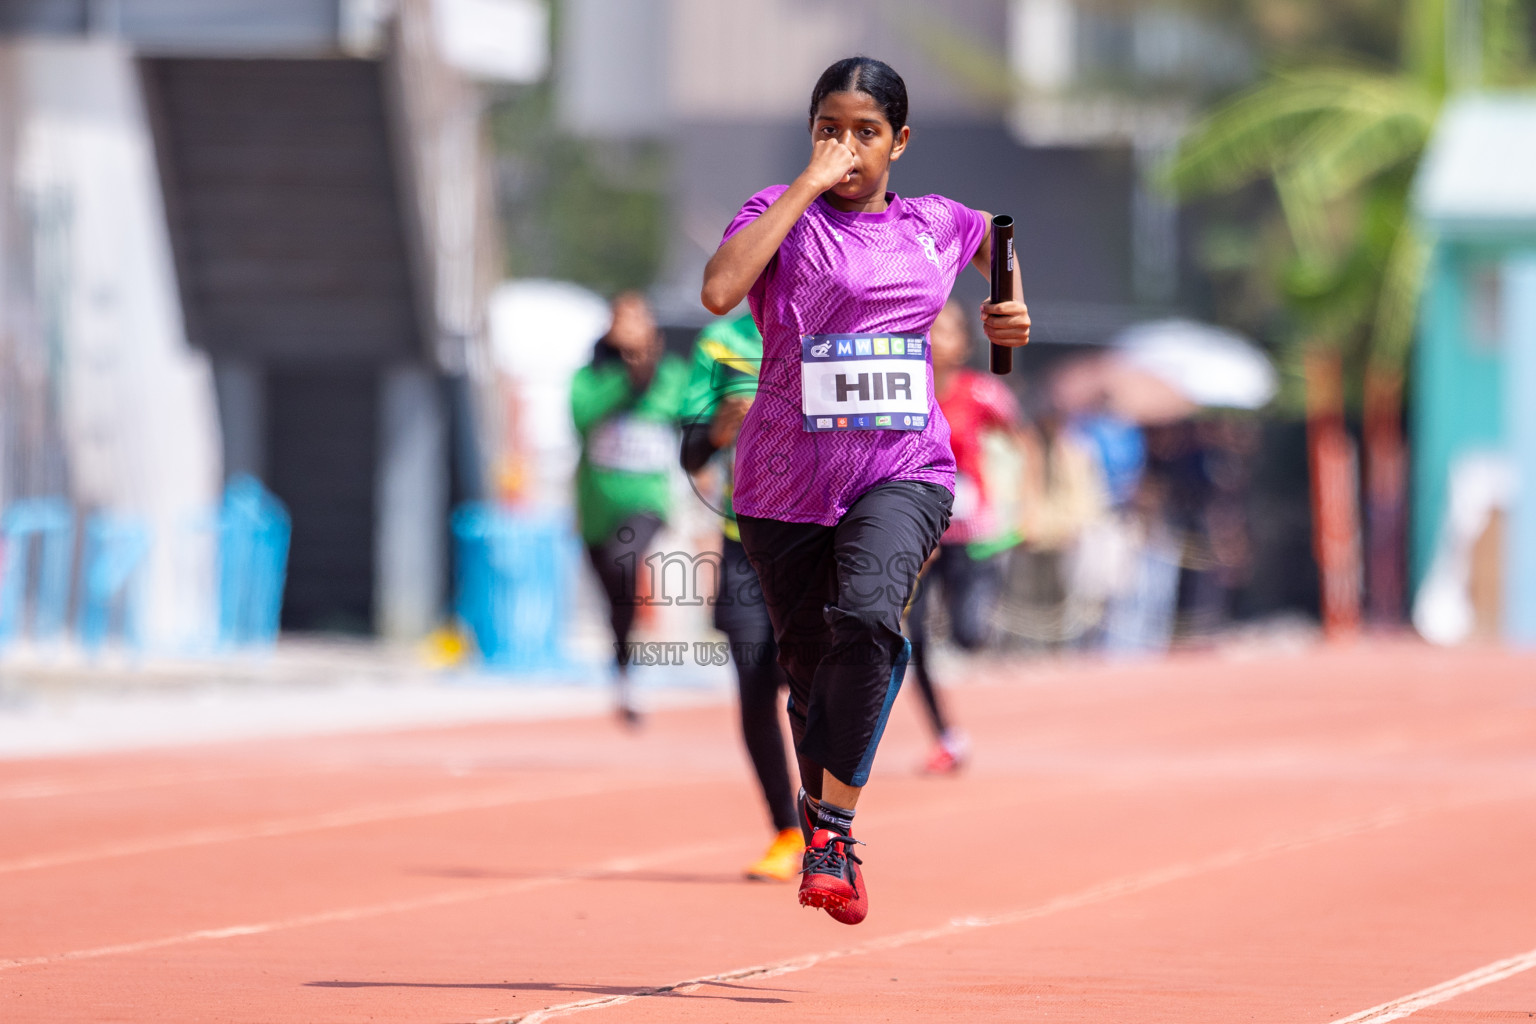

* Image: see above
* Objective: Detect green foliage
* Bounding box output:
[1483,0,1536,84]
[1168,66,1435,200]
[1166,0,1534,410]
[488,83,668,296]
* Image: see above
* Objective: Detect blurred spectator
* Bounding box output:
[1006,390,1110,649]
[570,292,687,726]
[1075,414,1146,512]
[1065,410,1152,653]
[1140,418,1260,643]
[1196,417,1261,630]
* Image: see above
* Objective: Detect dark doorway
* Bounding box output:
[266,369,378,633]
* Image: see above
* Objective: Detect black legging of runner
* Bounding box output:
[906,543,999,737]
[585,512,665,669]
[738,480,952,794]
[905,576,950,739]
[716,539,797,833]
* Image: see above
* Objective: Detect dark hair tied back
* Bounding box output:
[808,56,908,133]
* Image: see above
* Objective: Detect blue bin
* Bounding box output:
[77,513,151,652]
[218,475,291,648]
[453,505,573,672]
[0,498,75,647]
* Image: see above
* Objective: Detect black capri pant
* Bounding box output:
[737,480,951,791]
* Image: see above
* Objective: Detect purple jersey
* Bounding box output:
[724,186,987,525]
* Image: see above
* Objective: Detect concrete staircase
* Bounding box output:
[143,57,425,633]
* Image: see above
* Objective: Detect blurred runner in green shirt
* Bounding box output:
[680,313,803,881]
[571,292,688,726]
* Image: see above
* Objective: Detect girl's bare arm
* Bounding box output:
[701,139,856,314]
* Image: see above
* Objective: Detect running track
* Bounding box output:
[5,640,1536,1022]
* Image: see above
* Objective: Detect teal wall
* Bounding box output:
[1506,257,1536,646]
[1411,244,1508,585]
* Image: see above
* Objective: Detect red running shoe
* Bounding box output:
[796,790,816,844]
[798,829,867,925]
[922,729,970,774]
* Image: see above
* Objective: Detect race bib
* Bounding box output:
[800,333,929,432]
[588,415,675,472]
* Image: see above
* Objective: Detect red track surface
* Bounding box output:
[5,640,1536,1022]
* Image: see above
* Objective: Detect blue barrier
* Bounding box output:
[453,505,572,672]
[0,498,75,646]
[0,480,289,655]
[77,513,151,652]
[218,475,291,648]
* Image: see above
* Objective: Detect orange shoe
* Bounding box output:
[745,828,805,882]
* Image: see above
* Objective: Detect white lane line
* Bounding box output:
[0,767,341,802]
[1,788,1509,1004]
[481,802,1446,1024]
[0,772,1093,877]
[1328,948,1536,1023]
[0,836,744,974]
[0,777,665,875]
[0,783,1093,973]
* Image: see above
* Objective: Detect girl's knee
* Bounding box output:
[824,603,903,646]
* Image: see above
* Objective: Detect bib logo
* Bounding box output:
[916,232,941,268]
[810,339,831,358]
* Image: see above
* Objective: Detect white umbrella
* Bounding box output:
[1111,319,1278,411]
[489,278,611,378]
[488,279,612,504]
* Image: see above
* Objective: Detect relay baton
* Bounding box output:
[988,214,1015,375]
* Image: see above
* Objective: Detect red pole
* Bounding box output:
[1305,350,1362,640]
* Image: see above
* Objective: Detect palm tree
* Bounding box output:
[1165,0,1532,630]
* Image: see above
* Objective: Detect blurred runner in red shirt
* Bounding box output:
[907,300,1027,772]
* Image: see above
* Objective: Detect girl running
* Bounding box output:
[700,56,1030,924]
